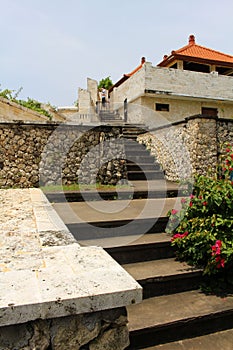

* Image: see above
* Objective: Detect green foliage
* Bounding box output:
[166,144,233,281]
[0,88,14,100]
[98,76,113,90]
[17,98,51,118]
[0,85,52,119]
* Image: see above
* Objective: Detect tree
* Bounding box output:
[98,76,113,90]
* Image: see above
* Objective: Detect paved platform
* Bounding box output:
[0,189,142,327]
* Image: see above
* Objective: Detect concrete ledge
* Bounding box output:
[30,188,78,247]
[0,189,142,327]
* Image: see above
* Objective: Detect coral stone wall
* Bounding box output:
[217,120,233,155]
[138,115,233,182]
[0,307,129,350]
[1,117,233,188]
[0,123,127,188]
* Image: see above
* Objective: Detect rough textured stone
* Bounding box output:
[50,314,101,349]
[0,320,50,350]
[89,326,129,350]
[138,115,222,181]
[0,308,129,350]
[0,123,127,188]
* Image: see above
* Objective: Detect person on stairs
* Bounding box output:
[101,87,107,108]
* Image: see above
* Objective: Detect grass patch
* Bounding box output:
[41,182,132,193]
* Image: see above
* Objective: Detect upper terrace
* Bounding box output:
[110,35,233,106]
[110,62,233,105]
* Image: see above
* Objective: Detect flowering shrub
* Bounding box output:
[166,144,233,281]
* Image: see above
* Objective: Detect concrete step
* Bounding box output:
[127,290,233,349]
[127,170,165,180]
[125,148,151,155]
[53,197,180,225]
[140,328,233,350]
[122,129,147,135]
[46,187,179,202]
[124,144,148,151]
[122,135,139,141]
[105,232,175,264]
[127,162,160,171]
[46,180,182,202]
[101,117,122,121]
[123,258,202,298]
[127,155,155,163]
[127,163,161,171]
[66,217,169,242]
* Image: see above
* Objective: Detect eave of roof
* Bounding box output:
[158,54,233,69]
[157,35,233,67]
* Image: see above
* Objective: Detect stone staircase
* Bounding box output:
[99,109,122,122]
[48,128,233,349]
[122,125,164,181]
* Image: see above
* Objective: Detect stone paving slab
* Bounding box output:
[122,258,201,281]
[127,290,233,332]
[0,189,142,327]
[52,197,182,224]
[144,328,233,350]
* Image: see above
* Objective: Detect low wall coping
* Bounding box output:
[0,188,142,327]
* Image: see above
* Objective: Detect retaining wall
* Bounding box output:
[138,115,233,181]
[0,123,127,188]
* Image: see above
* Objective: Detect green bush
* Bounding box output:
[166,144,233,282]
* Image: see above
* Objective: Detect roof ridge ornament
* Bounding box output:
[189,34,196,45]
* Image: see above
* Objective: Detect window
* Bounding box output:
[155,103,169,112]
[201,107,218,117]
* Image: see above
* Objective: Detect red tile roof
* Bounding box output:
[125,57,146,77]
[158,35,233,67]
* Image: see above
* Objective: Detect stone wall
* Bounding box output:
[0,307,129,350]
[2,117,233,188]
[0,123,127,188]
[78,88,96,115]
[138,115,231,182]
[217,119,233,155]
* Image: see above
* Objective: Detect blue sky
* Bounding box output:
[1,0,233,106]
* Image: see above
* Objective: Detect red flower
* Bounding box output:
[216,256,225,268]
[171,233,181,241]
[202,201,208,206]
[231,154,233,160]
[171,209,178,215]
[211,240,222,255]
[183,231,189,237]
[171,231,188,241]
[189,202,193,207]
[226,148,231,152]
